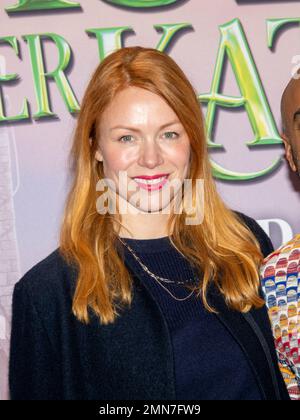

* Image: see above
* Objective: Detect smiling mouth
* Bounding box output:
[132,175,169,191]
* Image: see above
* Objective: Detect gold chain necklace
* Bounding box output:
[117,236,196,301]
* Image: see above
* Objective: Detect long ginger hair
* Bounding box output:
[59,46,264,324]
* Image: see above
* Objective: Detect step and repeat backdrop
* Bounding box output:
[1,0,300,399]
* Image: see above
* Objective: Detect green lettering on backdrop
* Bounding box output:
[267,18,300,48]
[200,18,281,181]
[154,23,192,51]
[86,27,134,61]
[6,0,80,12]
[23,33,80,118]
[103,0,179,6]
[0,37,29,122]
[1,5,282,181]
[87,22,191,61]
[5,0,180,12]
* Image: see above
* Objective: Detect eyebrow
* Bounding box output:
[109,120,181,132]
[293,109,300,121]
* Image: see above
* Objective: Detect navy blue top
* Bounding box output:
[118,235,263,400]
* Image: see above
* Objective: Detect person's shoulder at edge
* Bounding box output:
[261,234,300,271]
[13,247,76,303]
[259,231,300,317]
[259,235,300,401]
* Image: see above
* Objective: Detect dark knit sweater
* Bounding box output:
[118,235,262,400]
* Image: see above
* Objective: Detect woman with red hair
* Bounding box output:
[9,46,289,400]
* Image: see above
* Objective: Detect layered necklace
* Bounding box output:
[117,236,198,301]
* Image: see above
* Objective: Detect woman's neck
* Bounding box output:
[115,212,172,240]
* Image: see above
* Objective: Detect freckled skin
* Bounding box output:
[281,78,300,175]
[94,86,191,239]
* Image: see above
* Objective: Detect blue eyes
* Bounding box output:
[164,131,179,139]
[118,132,179,143]
[119,135,133,143]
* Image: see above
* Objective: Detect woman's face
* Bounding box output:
[95,86,191,214]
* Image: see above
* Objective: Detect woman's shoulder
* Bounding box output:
[233,211,274,257]
[10,249,80,371]
[13,247,77,306]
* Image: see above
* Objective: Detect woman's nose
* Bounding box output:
[137,139,164,169]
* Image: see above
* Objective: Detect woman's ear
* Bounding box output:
[281,133,297,172]
[89,137,103,162]
[95,148,103,162]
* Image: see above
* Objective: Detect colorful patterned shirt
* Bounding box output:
[261,235,300,400]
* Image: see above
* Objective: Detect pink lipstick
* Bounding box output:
[132,174,169,191]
